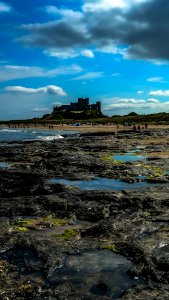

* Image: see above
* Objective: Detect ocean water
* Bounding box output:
[0,128,78,142]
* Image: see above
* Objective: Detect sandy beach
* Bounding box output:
[3,123,169,133]
[50,123,169,132]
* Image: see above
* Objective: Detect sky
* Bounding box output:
[1,0,169,120]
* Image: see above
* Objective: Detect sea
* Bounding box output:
[0,127,78,143]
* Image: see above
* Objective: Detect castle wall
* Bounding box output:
[53,98,101,113]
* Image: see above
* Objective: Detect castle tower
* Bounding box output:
[96,101,101,112]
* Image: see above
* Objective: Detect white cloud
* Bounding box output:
[0,65,43,81]
[44,5,59,15]
[19,0,169,64]
[147,98,159,103]
[102,96,169,113]
[99,44,127,56]
[150,60,169,66]
[44,49,77,59]
[5,65,31,70]
[71,72,103,80]
[147,76,167,83]
[0,64,82,82]
[32,107,50,112]
[103,103,148,110]
[44,6,83,20]
[44,48,94,59]
[46,85,66,96]
[83,0,147,12]
[83,0,127,11]
[0,2,11,13]
[51,101,63,106]
[102,97,153,111]
[149,90,169,96]
[117,98,145,103]
[4,85,66,96]
[81,49,94,58]
[137,90,144,94]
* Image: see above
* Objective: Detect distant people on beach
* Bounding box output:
[48,124,54,130]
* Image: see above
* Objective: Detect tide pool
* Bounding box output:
[0,162,11,168]
[49,250,137,299]
[48,177,156,190]
[113,153,146,162]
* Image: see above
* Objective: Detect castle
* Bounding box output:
[53,97,101,113]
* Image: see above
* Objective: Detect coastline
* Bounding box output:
[2,123,169,133]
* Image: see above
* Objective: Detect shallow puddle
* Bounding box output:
[113,153,147,162]
[48,177,156,190]
[49,250,137,298]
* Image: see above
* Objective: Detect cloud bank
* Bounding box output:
[0,2,11,13]
[19,0,169,61]
[4,85,66,96]
[71,72,103,81]
[0,64,82,82]
[147,77,167,83]
[149,90,169,96]
[102,97,164,112]
[44,48,94,59]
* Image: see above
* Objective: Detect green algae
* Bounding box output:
[134,162,165,178]
[12,215,67,231]
[102,154,124,165]
[57,229,78,240]
[18,226,28,232]
[15,219,35,227]
[100,244,117,252]
[146,165,165,177]
[79,151,95,155]
[42,215,67,225]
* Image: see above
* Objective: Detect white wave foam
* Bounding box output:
[0,129,23,133]
[37,135,64,141]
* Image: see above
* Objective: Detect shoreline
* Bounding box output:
[2,123,169,133]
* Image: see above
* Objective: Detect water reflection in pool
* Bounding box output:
[48,177,156,190]
[113,153,147,162]
[0,162,11,168]
[49,250,137,299]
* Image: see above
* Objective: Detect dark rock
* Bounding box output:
[0,129,169,298]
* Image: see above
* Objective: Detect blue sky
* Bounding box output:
[1,0,169,120]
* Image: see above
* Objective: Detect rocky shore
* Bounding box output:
[1,129,169,299]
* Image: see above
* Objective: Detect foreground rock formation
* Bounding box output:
[1,129,169,299]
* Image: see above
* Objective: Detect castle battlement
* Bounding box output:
[53,97,101,113]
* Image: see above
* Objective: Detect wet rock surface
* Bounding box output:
[1,129,169,298]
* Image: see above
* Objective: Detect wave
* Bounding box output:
[37,135,64,141]
[0,129,24,133]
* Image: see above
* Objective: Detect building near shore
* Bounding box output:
[53,97,101,114]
